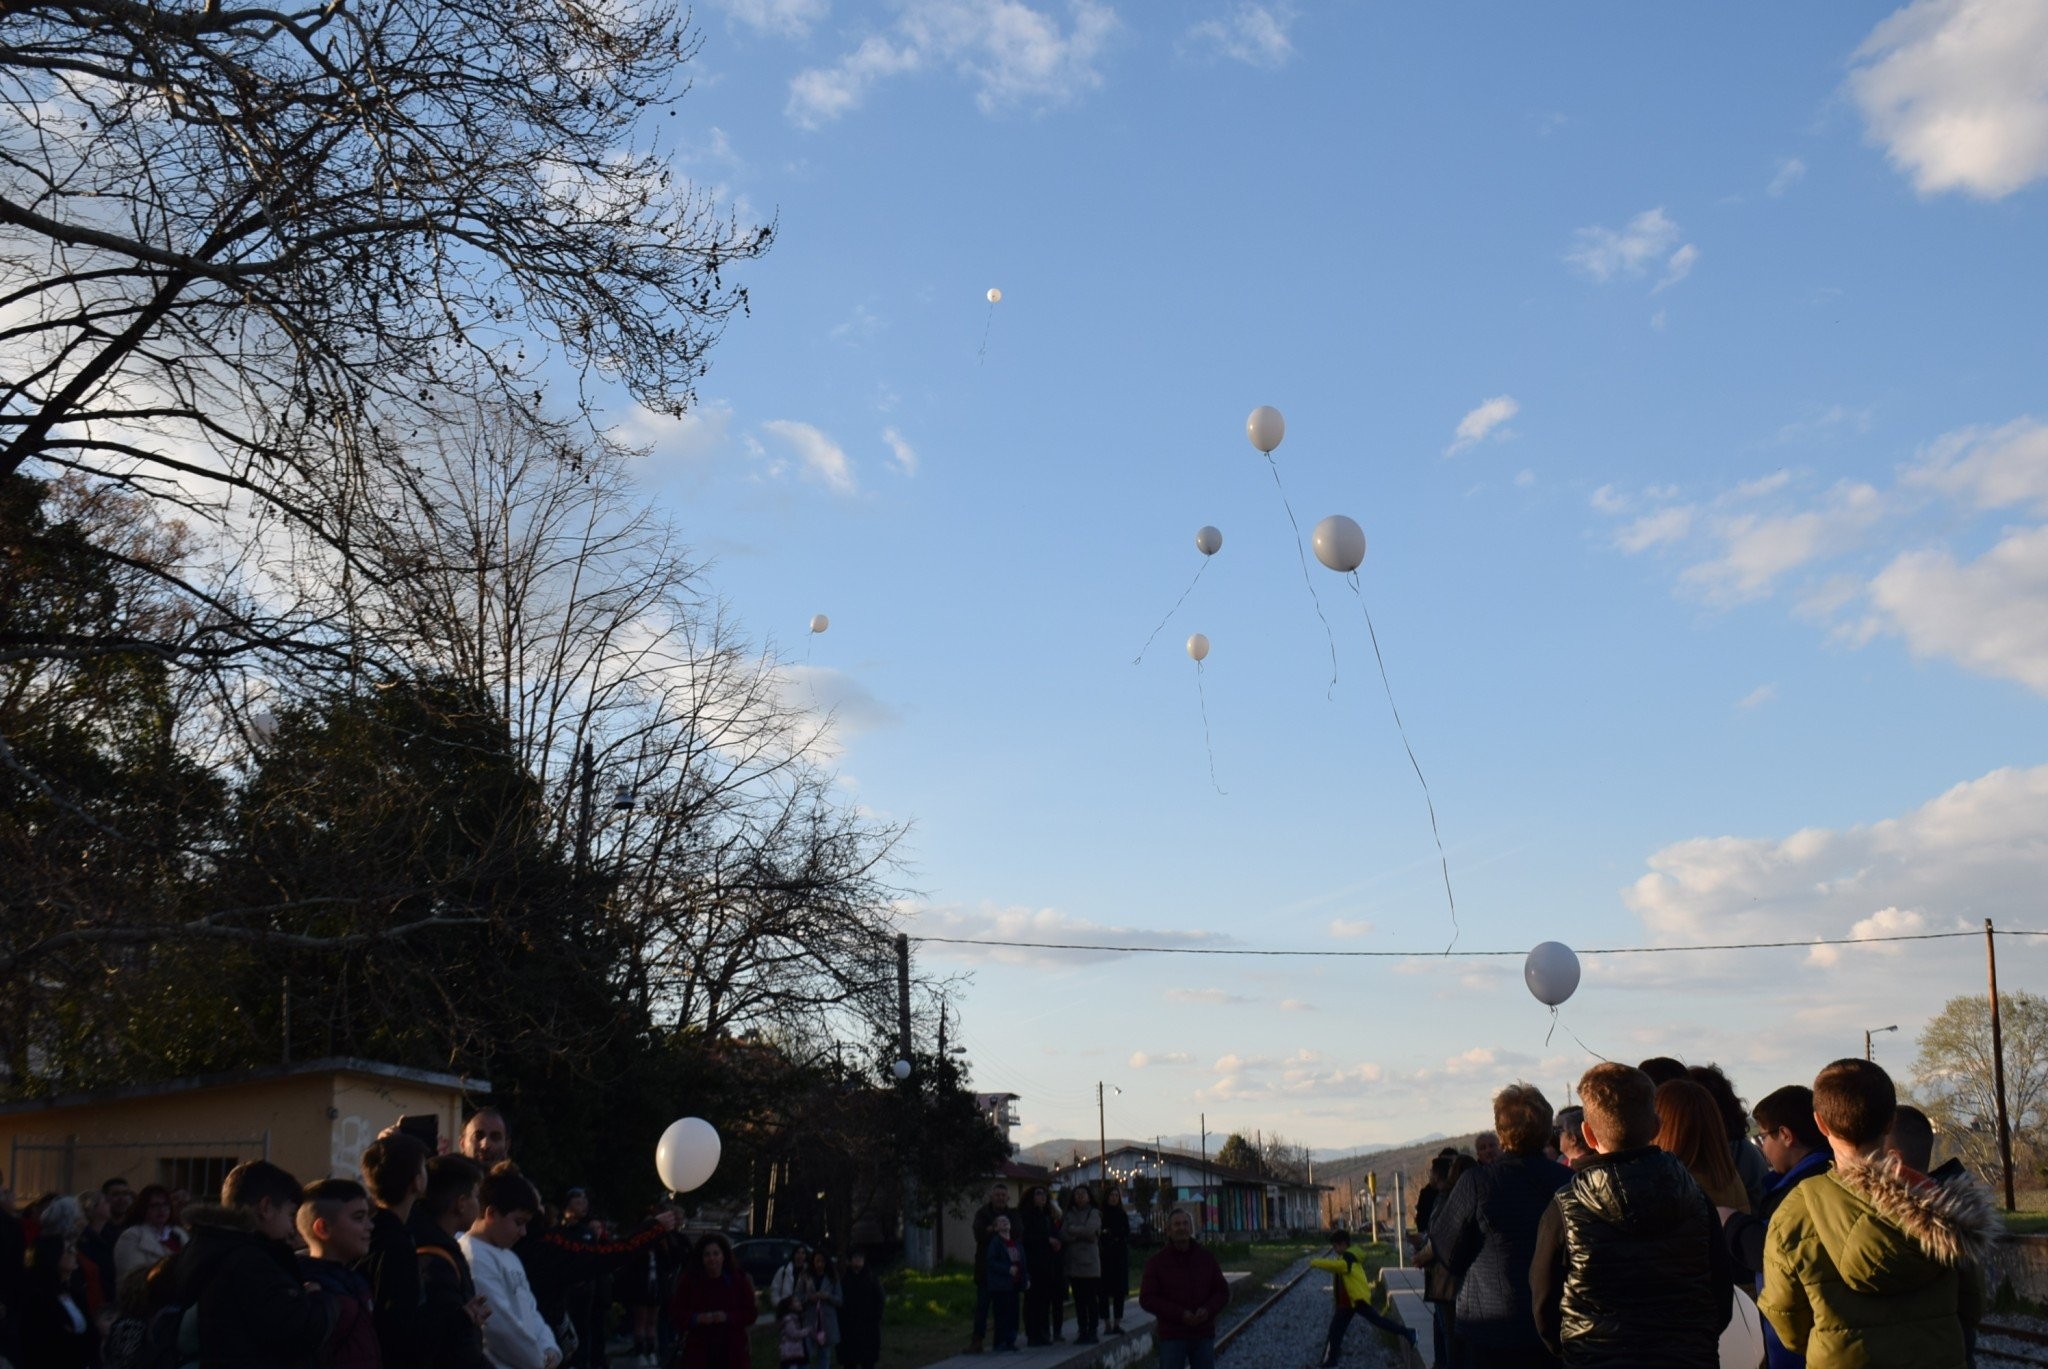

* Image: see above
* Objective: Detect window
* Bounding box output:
[158,1155,239,1199]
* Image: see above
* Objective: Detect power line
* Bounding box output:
[909,928,2048,958]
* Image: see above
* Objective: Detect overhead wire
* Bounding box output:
[911,928,2048,958]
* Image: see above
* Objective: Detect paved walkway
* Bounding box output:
[1376,1268,1431,1368]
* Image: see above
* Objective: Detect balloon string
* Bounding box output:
[1132,560,1209,665]
[1196,660,1225,796]
[1263,454,1338,697]
[1547,1006,1558,1049]
[1348,572,1459,954]
[1563,1017,1609,1062]
[979,303,995,364]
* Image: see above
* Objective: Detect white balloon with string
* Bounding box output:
[1321,527,1459,952]
[1133,526,1226,664]
[1186,634,1223,794]
[980,287,1003,362]
[1525,941,1581,1045]
[1244,405,1338,693]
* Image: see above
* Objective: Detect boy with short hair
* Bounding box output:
[301,1177,382,1368]
[360,1132,432,1368]
[412,1154,493,1369]
[1758,1059,1997,1369]
[1531,1063,1729,1367]
[460,1164,562,1369]
[168,1159,333,1367]
[1309,1228,1415,1366]
[1721,1084,1831,1369]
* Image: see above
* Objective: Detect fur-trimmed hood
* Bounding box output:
[1808,1154,2001,1294]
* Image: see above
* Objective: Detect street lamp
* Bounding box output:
[1865,1024,1898,1061]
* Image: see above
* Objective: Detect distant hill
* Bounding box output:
[1313,1134,1488,1201]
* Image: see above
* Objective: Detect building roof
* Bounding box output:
[1094,1142,1328,1192]
[0,1057,491,1117]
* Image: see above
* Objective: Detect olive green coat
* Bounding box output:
[1758,1156,1998,1369]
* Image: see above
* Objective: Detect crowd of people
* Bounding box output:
[1407,1055,1998,1368]
[0,1107,888,1369]
[965,1181,1136,1352]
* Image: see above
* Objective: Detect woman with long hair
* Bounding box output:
[1061,1184,1103,1345]
[1098,1186,1132,1334]
[1019,1186,1061,1347]
[111,1185,183,1284]
[1656,1078,1751,1213]
[798,1248,843,1369]
[670,1233,759,1369]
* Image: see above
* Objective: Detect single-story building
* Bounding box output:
[0,1057,487,1201]
[1053,1144,1326,1235]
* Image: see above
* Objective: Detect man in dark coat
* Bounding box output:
[167,1161,332,1369]
[837,1249,886,1369]
[1139,1210,1229,1369]
[1531,1063,1731,1368]
[1432,1083,1569,1367]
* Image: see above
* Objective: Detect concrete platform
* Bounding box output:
[916,1273,1253,1369]
[1376,1268,1432,1369]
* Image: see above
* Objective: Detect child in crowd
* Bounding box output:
[413,1153,492,1369]
[459,1163,562,1369]
[778,1295,811,1369]
[299,1177,382,1368]
[167,1160,332,1367]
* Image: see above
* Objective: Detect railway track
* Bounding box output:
[1217,1257,1411,1368]
[1216,1259,1317,1353]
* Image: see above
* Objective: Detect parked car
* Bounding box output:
[732,1237,806,1290]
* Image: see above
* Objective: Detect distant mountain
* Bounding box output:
[1313,1134,1488,1197]
[1020,1132,1471,1190]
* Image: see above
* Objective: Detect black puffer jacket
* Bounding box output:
[1531,1146,1729,1368]
[166,1203,331,1369]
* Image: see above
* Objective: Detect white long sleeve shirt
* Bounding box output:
[459,1232,561,1369]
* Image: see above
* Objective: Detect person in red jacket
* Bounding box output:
[672,1233,759,1369]
[1139,1210,1229,1369]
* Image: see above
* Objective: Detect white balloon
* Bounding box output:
[809,614,829,634]
[1194,525,1223,556]
[1524,941,1581,1008]
[249,705,279,746]
[891,1059,913,1081]
[1186,633,1210,663]
[1311,515,1367,573]
[1718,1289,1766,1369]
[655,1117,722,1193]
[1245,405,1286,454]
[986,288,1002,304]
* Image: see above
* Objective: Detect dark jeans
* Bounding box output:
[973,1281,991,1342]
[1158,1337,1216,1369]
[1069,1277,1100,1339]
[1322,1304,1406,1364]
[1024,1282,1053,1344]
[993,1291,1020,1350]
[1104,1265,1129,1324]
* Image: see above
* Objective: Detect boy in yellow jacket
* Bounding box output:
[1310,1230,1417,1365]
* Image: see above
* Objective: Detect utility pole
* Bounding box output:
[896,932,912,1063]
[1097,1082,1108,1190]
[574,740,595,879]
[1199,1113,1209,1235]
[1987,919,2017,1212]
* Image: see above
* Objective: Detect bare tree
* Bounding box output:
[1914,991,2048,1185]
[0,0,769,670]
[349,405,909,1046]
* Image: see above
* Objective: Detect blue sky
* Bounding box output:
[606,0,2048,1150]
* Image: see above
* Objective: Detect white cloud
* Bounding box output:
[882,426,919,476]
[1445,395,1520,457]
[1514,469,1537,489]
[1903,417,2048,513]
[1679,482,1885,602]
[1867,523,2048,694]
[1129,1050,1195,1068]
[906,902,1230,965]
[1165,987,1253,1006]
[622,400,736,468]
[1590,484,1632,515]
[710,0,832,36]
[1848,0,2048,199]
[1614,505,1696,553]
[1326,918,1375,939]
[1279,998,1317,1012]
[1737,683,1778,710]
[1182,4,1295,69]
[1654,243,1700,293]
[1768,156,1809,196]
[759,419,858,494]
[1807,906,1927,966]
[1566,208,1695,287]
[777,665,901,740]
[1624,764,2048,948]
[787,0,1118,127]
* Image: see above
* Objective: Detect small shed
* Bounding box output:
[0,1057,487,1200]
